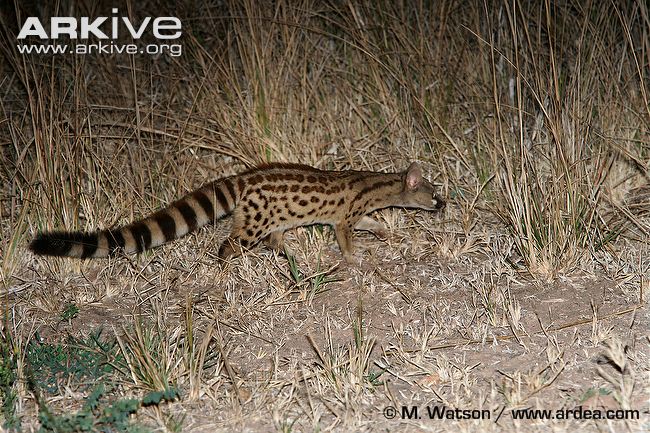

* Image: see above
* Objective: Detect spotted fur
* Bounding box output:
[29,162,445,262]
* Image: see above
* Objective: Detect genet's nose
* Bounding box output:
[434,195,446,210]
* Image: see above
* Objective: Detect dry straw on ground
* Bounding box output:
[1,1,648,432]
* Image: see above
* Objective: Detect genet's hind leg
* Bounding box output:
[218,237,241,259]
[262,230,285,252]
[218,233,262,259]
[354,216,388,240]
[218,211,260,259]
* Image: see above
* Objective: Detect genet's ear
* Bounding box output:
[405,162,422,191]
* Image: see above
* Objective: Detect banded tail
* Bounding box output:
[29,179,239,258]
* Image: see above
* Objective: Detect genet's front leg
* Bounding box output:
[335,223,354,263]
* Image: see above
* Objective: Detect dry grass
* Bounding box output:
[1,0,648,431]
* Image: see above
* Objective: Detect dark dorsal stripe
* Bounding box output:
[154,211,177,242]
[176,201,197,232]
[129,222,152,253]
[80,233,99,258]
[352,180,395,204]
[106,230,126,255]
[193,190,215,220]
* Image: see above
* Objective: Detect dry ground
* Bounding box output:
[6,213,649,432]
[1,1,649,432]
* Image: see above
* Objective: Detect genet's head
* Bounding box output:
[401,162,446,211]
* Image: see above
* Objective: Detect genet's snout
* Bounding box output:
[434,195,446,210]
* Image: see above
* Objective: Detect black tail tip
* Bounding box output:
[29,231,102,258]
[29,231,86,257]
[29,234,48,254]
[29,233,64,256]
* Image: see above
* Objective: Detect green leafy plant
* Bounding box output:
[37,383,179,433]
[60,303,79,322]
[27,330,118,394]
[0,326,19,430]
